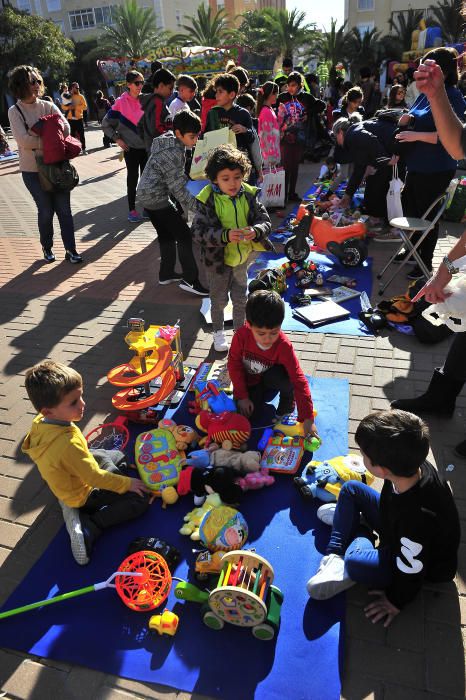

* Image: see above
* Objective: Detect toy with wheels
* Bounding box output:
[248,267,287,295]
[149,608,179,636]
[174,550,284,640]
[107,318,184,412]
[294,454,374,502]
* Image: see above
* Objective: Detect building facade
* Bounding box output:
[10,0,205,38]
[209,0,257,26]
[344,0,431,37]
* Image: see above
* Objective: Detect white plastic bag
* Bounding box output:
[260,167,285,207]
[386,164,404,222]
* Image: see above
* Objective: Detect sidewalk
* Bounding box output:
[0,127,464,700]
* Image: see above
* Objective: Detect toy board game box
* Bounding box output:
[260,435,304,474]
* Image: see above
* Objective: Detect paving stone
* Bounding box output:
[425,621,465,697]
[1,658,68,699]
[343,637,425,688]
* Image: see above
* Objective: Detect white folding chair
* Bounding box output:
[377,193,448,296]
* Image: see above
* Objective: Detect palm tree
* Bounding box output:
[313,18,350,84]
[99,0,167,59]
[229,10,276,54]
[263,7,316,64]
[388,8,424,52]
[429,0,464,44]
[346,27,382,78]
[169,3,233,46]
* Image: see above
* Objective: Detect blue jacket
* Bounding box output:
[404,86,466,173]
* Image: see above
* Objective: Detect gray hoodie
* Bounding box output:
[136,131,197,211]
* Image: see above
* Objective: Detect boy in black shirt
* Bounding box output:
[307,409,460,627]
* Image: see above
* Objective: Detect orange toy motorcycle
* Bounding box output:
[284,204,368,267]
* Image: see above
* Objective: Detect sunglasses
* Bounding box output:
[30,78,42,86]
[131,81,144,86]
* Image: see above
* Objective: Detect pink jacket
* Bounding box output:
[258,105,281,167]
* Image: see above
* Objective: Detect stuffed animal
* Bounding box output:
[195,410,251,450]
[294,454,374,502]
[236,469,275,491]
[184,447,261,472]
[157,418,199,451]
[177,466,243,505]
[179,493,223,540]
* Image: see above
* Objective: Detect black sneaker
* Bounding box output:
[407,264,429,281]
[42,247,55,263]
[159,273,183,285]
[179,279,209,296]
[394,249,416,265]
[65,249,83,264]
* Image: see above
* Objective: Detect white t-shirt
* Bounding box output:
[167,97,190,121]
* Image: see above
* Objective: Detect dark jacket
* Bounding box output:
[191,183,273,274]
[138,92,169,152]
[204,104,255,152]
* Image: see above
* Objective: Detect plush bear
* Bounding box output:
[157,418,199,451]
[209,449,262,473]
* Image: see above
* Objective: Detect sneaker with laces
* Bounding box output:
[179,279,209,296]
[306,553,355,599]
[159,273,183,285]
[42,247,55,263]
[128,210,144,223]
[59,502,89,565]
[65,249,83,264]
[373,229,402,243]
[213,330,229,352]
[317,502,337,526]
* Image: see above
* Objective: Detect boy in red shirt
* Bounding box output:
[228,290,318,439]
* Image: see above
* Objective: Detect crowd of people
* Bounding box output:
[3,43,465,636]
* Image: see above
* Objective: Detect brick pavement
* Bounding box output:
[0,126,464,699]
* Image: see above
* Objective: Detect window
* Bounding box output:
[357,21,375,36]
[69,8,95,30]
[175,9,183,27]
[94,5,116,25]
[358,0,374,10]
[54,19,65,32]
[153,0,164,28]
[17,0,32,11]
[46,0,61,11]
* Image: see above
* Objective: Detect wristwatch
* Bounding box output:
[442,255,459,274]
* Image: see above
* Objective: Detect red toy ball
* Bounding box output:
[115,550,172,612]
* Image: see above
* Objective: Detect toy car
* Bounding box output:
[148,608,179,636]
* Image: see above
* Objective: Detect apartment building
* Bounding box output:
[344,0,431,37]
[10,0,204,38]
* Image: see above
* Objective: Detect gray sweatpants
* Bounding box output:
[207,261,250,332]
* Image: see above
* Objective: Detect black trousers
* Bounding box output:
[401,169,455,269]
[281,142,304,197]
[80,449,149,538]
[249,365,294,415]
[124,147,147,211]
[364,165,392,219]
[443,333,466,383]
[70,119,86,150]
[146,204,199,283]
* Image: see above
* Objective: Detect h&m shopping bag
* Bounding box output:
[190,127,237,180]
[260,166,285,207]
[386,163,404,222]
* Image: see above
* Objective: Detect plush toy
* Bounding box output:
[294,454,374,502]
[177,466,243,505]
[236,469,275,491]
[195,410,251,450]
[184,447,261,472]
[157,418,199,451]
[179,493,223,540]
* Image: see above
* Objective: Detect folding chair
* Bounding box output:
[377,193,448,296]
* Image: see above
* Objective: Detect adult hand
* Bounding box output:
[303,419,319,440]
[398,113,411,128]
[231,124,247,134]
[414,60,445,99]
[128,478,152,497]
[364,591,400,627]
[237,398,254,417]
[116,138,129,152]
[412,264,453,303]
[395,131,418,143]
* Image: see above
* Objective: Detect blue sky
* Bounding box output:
[289,0,345,31]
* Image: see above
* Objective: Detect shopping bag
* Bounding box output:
[190,127,236,180]
[386,164,404,222]
[260,166,285,207]
[443,178,466,222]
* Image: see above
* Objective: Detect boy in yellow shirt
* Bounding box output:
[22,361,151,565]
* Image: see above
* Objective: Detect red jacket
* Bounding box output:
[227,325,313,422]
[31,113,81,164]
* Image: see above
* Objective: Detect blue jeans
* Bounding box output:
[326,481,393,588]
[22,171,76,251]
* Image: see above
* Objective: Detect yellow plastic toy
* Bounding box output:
[148,608,179,636]
[107,317,184,412]
[295,454,374,503]
[179,493,223,540]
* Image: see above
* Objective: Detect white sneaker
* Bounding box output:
[306,553,354,599]
[317,502,337,526]
[213,330,229,353]
[59,501,89,565]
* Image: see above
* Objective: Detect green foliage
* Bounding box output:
[99,0,168,59]
[313,18,350,82]
[429,0,464,44]
[388,8,424,52]
[262,7,317,60]
[346,27,382,76]
[229,10,276,53]
[0,7,74,84]
[168,2,233,47]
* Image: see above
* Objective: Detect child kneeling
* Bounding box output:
[191,144,273,352]
[307,409,460,627]
[22,361,151,565]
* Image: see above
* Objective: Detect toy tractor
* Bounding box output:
[284,204,368,267]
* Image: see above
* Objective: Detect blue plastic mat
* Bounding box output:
[249,251,373,336]
[0,377,348,700]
